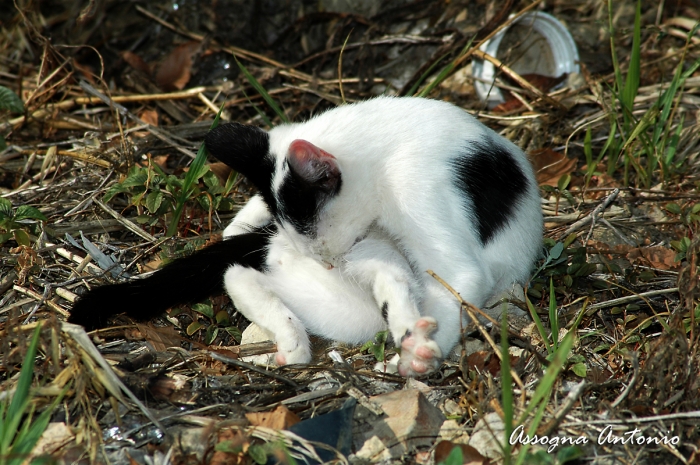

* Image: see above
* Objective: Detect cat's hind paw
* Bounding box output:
[274,341,312,366]
[397,317,442,377]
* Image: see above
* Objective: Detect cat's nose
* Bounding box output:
[321,260,334,270]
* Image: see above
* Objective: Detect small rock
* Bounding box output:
[438,419,470,445]
[469,412,506,460]
[354,389,445,461]
[240,323,275,366]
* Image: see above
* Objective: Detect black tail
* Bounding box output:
[68,227,274,330]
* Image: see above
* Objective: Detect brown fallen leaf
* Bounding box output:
[626,246,680,271]
[493,73,566,113]
[528,147,577,187]
[155,41,201,91]
[434,440,491,464]
[121,50,153,75]
[245,405,300,430]
[209,162,233,185]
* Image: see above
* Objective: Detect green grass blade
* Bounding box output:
[240,87,274,128]
[526,295,552,355]
[166,104,225,236]
[548,278,559,351]
[501,310,513,464]
[620,0,641,121]
[235,56,289,123]
[518,332,574,424]
[2,325,41,454]
[416,37,474,98]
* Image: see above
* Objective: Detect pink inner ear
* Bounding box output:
[288,139,336,162]
[287,139,341,190]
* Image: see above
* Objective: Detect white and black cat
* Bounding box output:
[68,97,542,377]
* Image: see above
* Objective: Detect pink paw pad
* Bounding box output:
[397,317,442,377]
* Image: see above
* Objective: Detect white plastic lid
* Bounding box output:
[472,11,580,107]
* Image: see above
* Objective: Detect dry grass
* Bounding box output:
[1,0,699,463]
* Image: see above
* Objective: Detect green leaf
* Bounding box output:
[0,85,24,114]
[248,444,268,465]
[570,362,587,378]
[437,446,463,465]
[13,206,47,222]
[557,173,571,191]
[145,190,164,214]
[225,326,242,343]
[13,229,31,246]
[0,198,12,219]
[186,321,203,336]
[215,310,230,326]
[215,440,242,453]
[192,302,214,319]
[205,326,219,345]
[665,203,682,215]
[557,446,585,464]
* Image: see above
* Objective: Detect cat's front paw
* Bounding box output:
[274,340,312,366]
[398,317,442,377]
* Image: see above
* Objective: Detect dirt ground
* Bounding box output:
[1,0,700,464]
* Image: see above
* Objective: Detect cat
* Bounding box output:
[68,96,542,377]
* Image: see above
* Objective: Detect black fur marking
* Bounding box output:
[276,161,342,235]
[68,225,276,330]
[205,123,276,212]
[381,301,388,321]
[451,139,528,244]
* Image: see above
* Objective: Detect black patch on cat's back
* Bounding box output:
[276,163,342,236]
[451,139,529,244]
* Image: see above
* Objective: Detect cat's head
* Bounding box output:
[205,122,361,265]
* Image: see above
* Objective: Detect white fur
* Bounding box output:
[223,97,542,375]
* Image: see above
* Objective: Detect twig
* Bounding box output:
[93,198,158,243]
[585,287,679,312]
[12,284,69,316]
[206,351,301,389]
[542,380,588,436]
[426,270,525,391]
[610,352,639,408]
[562,188,620,237]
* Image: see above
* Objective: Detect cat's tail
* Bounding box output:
[67,226,274,330]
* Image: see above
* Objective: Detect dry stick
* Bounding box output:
[134,5,313,83]
[62,322,168,434]
[562,188,620,238]
[471,49,567,111]
[541,379,587,436]
[610,352,640,409]
[2,87,212,130]
[426,270,525,391]
[79,81,198,159]
[206,351,300,389]
[18,149,112,168]
[585,287,679,313]
[93,198,158,243]
[12,284,69,317]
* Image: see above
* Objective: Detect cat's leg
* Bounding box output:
[223,194,272,238]
[344,234,442,376]
[224,264,311,365]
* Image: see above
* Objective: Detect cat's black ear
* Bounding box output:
[286,139,341,193]
[205,123,273,193]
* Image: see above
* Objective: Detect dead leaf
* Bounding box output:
[121,51,153,75]
[138,109,159,126]
[434,440,490,464]
[245,405,300,430]
[626,246,680,271]
[155,41,201,91]
[493,73,566,113]
[528,148,576,187]
[135,323,187,351]
[209,162,233,185]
